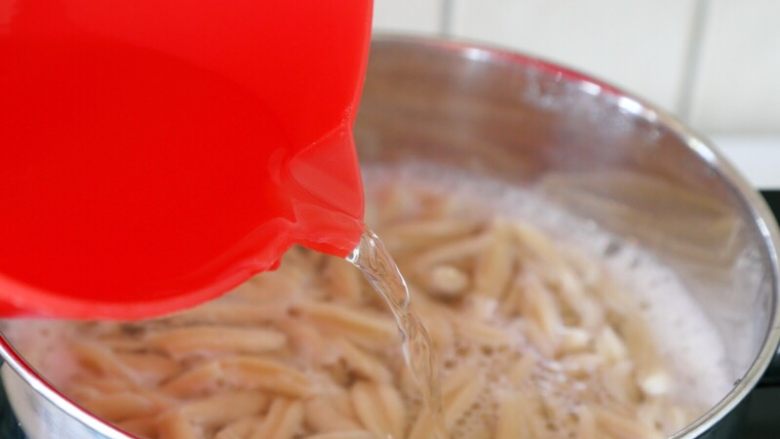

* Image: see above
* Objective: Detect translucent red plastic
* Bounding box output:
[0,0,372,318]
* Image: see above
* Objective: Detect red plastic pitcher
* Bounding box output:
[0,0,372,318]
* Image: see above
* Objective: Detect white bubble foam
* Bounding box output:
[1,319,79,388]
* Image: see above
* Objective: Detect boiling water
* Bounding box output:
[363,163,734,409]
[347,230,447,439]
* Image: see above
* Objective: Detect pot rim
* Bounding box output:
[2,35,780,439]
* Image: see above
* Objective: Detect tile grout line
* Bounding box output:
[676,0,710,122]
[440,0,455,36]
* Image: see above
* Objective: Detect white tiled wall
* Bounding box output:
[450,0,696,111]
[372,0,780,137]
[689,0,780,135]
[372,0,444,35]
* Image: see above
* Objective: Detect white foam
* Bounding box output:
[364,162,734,409]
[1,319,79,388]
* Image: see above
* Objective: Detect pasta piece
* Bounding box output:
[70,376,131,395]
[516,274,563,336]
[576,406,599,439]
[522,393,550,438]
[118,352,182,385]
[620,318,671,397]
[560,353,605,378]
[181,391,269,428]
[66,384,101,402]
[418,313,453,354]
[375,384,407,438]
[159,411,202,439]
[81,392,157,422]
[146,326,287,356]
[330,391,359,421]
[337,339,393,384]
[165,301,283,326]
[215,417,257,439]
[406,409,443,439]
[554,269,605,329]
[71,342,139,384]
[413,234,489,270]
[163,357,310,399]
[304,395,362,433]
[511,222,564,269]
[563,248,602,289]
[595,326,629,363]
[249,399,304,439]
[117,415,159,439]
[305,431,378,439]
[137,388,178,409]
[96,335,149,353]
[506,354,536,385]
[600,361,640,405]
[473,220,515,299]
[494,393,524,439]
[499,390,559,439]
[559,326,592,353]
[638,370,671,397]
[636,399,662,430]
[426,265,469,298]
[441,363,478,399]
[658,404,691,434]
[588,276,634,322]
[454,318,511,348]
[349,382,406,439]
[276,318,333,365]
[324,257,364,304]
[594,407,663,439]
[522,319,557,358]
[220,357,311,398]
[462,295,499,322]
[298,302,397,348]
[408,366,486,439]
[237,267,306,303]
[444,373,484,428]
[382,218,479,253]
[539,391,574,429]
[162,361,223,397]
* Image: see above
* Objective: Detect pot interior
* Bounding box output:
[355,37,779,436]
[0,37,778,439]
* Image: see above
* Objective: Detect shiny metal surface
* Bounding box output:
[1,36,779,439]
[355,36,780,438]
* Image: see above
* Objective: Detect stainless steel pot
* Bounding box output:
[2,36,779,439]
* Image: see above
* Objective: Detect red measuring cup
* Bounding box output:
[0,0,372,318]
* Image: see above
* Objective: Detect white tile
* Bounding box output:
[450,0,696,112]
[373,0,444,35]
[713,136,780,189]
[690,0,780,134]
